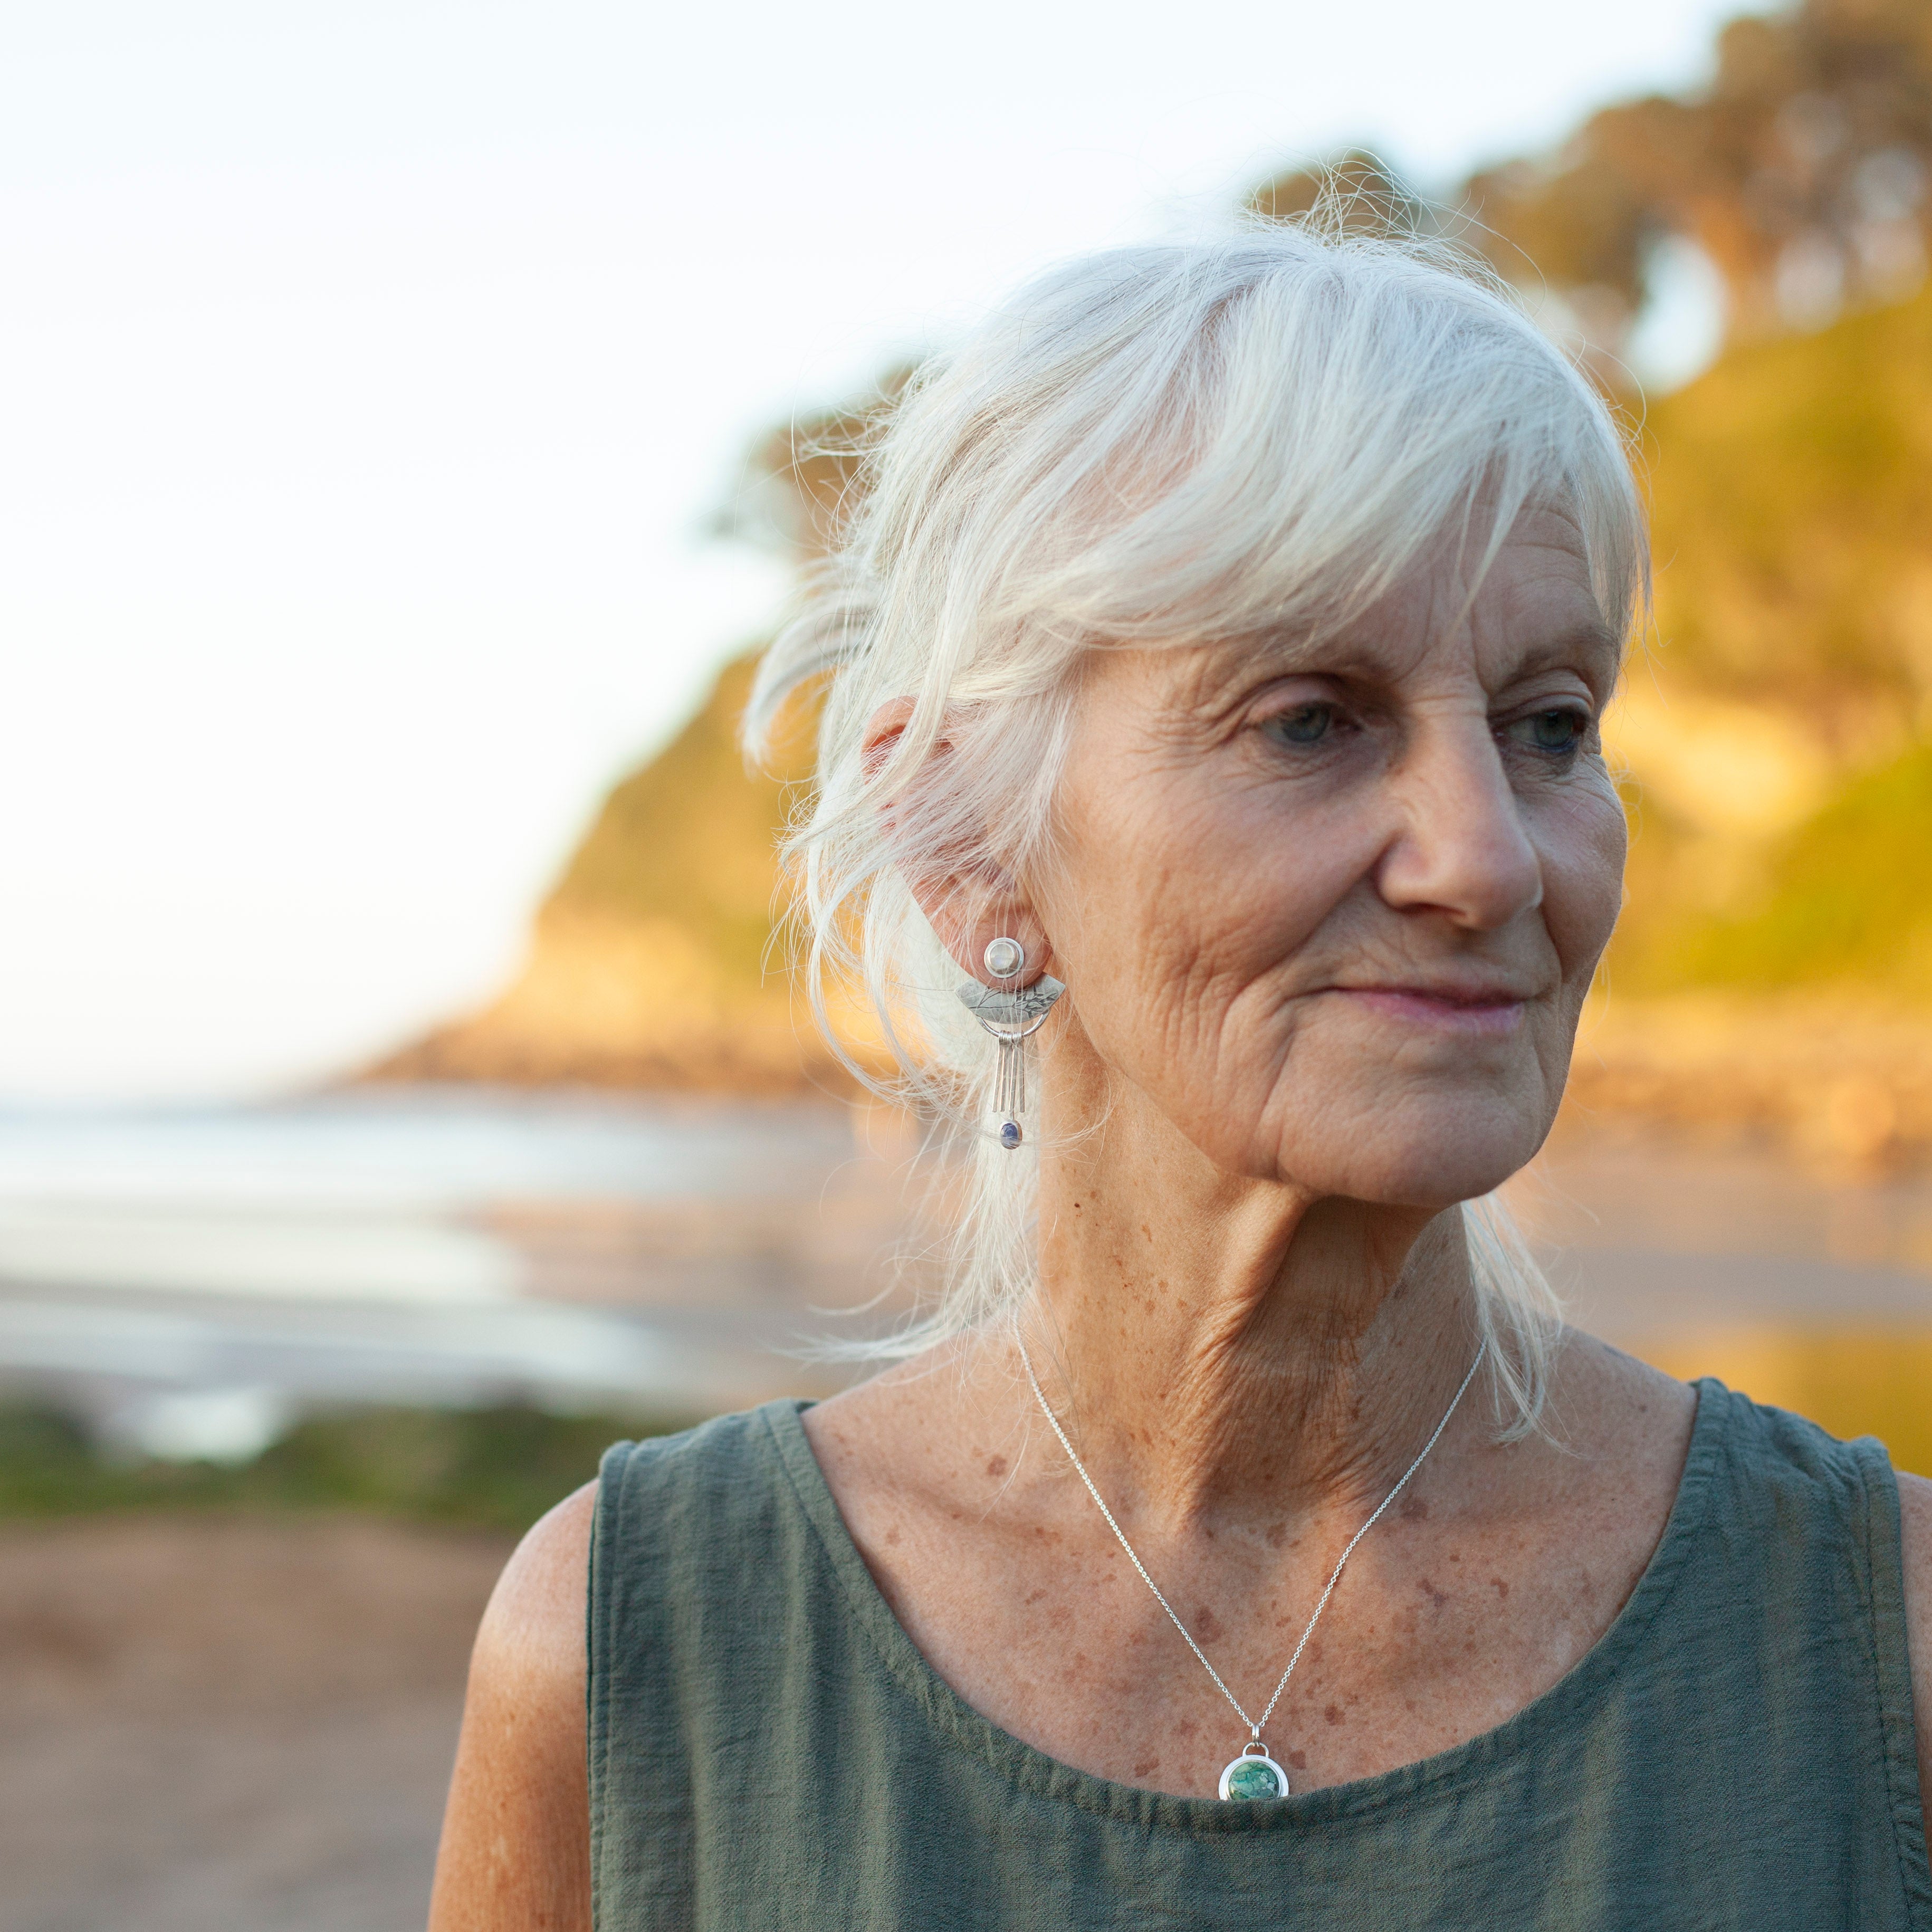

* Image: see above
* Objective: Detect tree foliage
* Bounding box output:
[1459,0,1932,359]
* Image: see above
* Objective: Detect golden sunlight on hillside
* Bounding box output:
[372,0,1932,1155]
[375,269,1932,1170]
[368,658,886,1096]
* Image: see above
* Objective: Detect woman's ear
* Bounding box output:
[860,695,919,779]
[862,697,1054,989]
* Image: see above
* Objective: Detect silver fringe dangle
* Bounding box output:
[957,937,1064,1151]
[993,1025,1026,1137]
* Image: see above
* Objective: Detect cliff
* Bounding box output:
[367,657,872,1095]
[372,277,1932,1162]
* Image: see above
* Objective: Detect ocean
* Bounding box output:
[3,1085,1931,1464]
[0,1087,915,1459]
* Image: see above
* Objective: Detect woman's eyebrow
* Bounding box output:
[1221,631,1365,680]
[1181,635,1336,713]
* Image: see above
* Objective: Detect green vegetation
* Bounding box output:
[1606,276,1932,998]
[1262,0,1932,376]
[1657,741,1932,991]
[541,654,801,997]
[382,0,1932,1090]
[0,1403,698,1534]
[1643,279,1932,728]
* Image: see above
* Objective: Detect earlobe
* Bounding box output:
[931,897,1054,992]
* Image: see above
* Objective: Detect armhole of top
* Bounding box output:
[586,1438,636,1932]
[1855,1440,1932,1926]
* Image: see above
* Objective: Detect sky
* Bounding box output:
[0,0,1757,1101]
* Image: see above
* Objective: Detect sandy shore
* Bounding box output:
[0,1515,512,1932]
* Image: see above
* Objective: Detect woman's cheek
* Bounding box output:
[1541,769,1628,981]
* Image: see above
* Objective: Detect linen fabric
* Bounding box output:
[587,1380,1932,1929]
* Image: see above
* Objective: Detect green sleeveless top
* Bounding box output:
[588,1380,1932,1929]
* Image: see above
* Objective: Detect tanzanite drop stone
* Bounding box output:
[999,1119,1022,1150]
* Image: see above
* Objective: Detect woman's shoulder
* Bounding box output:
[1681,1365,1906,1519]
[427,1480,597,1930]
[1553,1329,1897,1512]
[473,1402,809,1682]
[486,1475,600,1669]
[1536,1336,1910,1606]
[1893,1471,1932,1830]
[597,1399,800,1498]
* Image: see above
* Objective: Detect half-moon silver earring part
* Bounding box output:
[956,970,1064,1151]
[982,935,1026,980]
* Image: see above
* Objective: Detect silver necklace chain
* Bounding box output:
[1016,1331,1487,1744]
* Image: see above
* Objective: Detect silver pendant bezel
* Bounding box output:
[1218,1745,1290,1802]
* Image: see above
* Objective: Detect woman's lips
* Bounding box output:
[1328,987,1528,1037]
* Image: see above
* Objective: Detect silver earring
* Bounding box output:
[957,935,1064,1150]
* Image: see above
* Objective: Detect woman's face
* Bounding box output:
[1032,505,1626,1209]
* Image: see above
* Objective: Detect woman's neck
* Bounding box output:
[1023,1087,1484,1539]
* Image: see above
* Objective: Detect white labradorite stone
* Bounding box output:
[982,936,1024,978]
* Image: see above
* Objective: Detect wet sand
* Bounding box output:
[0,1516,512,1932]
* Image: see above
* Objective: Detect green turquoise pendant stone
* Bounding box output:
[1219,1748,1288,1801]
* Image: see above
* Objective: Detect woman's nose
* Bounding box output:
[1374,719,1543,932]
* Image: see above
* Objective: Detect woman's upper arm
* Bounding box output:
[429,1478,598,1932]
[1895,1471,1932,1845]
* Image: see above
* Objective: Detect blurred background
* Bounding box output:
[5,0,1932,1925]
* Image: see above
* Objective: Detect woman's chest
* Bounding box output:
[849,1487,1642,1801]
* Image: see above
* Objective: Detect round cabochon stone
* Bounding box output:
[1225,1759,1284,1801]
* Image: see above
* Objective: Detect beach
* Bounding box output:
[6,1088,1932,1928]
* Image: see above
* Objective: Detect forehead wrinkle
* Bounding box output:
[1510,619,1620,675]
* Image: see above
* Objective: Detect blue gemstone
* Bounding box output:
[999,1120,1022,1149]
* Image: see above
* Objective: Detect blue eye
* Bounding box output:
[1267,703,1334,745]
[1506,709,1588,754]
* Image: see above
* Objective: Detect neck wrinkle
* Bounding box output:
[1026,1124,1483,1541]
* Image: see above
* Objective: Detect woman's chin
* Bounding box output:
[1261,1095,1549,1209]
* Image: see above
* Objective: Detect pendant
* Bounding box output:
[1219,1742,1289,1802]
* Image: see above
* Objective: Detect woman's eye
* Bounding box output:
[1265,703,1336,746]
[1505,707,1589,754]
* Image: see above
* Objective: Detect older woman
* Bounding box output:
[430,226,1932,1928]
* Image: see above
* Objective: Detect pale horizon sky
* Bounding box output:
[0,0,1756,1101]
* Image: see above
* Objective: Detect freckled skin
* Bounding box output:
[428,514,1932,1922]
[772,516,1709,1803]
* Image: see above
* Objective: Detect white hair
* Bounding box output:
[747,219,1647,1438]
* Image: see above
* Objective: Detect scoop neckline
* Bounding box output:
[764,1375,1725,1835]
